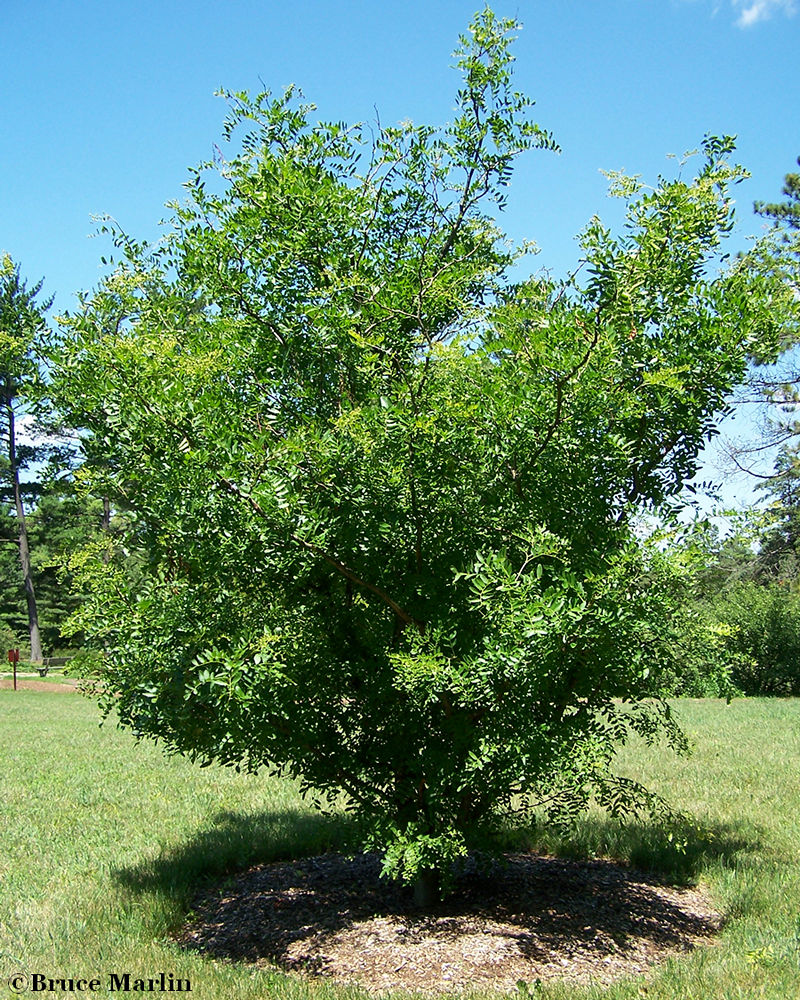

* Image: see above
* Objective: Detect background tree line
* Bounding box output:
[671,153,800,699]
[0,255,104,660]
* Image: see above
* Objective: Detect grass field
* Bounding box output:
[1,691,799,1000]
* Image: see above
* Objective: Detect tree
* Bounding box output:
[705,580,800,696]
[0,479,102,653]
[728,157,800,478]
[746,151,800,545]
[0,257,54,663]
[56,9,795,902]
[755,155,800,236]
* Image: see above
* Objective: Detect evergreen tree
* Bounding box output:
[755,156,800,235]
[0,478,101,653]
[0,257,53,661]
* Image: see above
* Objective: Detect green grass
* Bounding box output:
[1,694,799,999]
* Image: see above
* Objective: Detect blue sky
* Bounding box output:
[2,0,799,504]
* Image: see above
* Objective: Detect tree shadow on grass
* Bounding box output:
[501,812,769,883]
[115,805,765,908]
[113,808,767,993]
[114,806,360,910]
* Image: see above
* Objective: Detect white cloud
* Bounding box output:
[732,0,797,27]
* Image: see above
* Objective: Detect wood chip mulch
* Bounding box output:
[175,852,722,995]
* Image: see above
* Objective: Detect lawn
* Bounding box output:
[1,692,798,999]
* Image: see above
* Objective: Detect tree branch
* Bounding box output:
[217,477,425,632]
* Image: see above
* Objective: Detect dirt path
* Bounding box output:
[0,678,78,692]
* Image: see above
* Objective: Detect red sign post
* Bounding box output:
[7,649,19,691]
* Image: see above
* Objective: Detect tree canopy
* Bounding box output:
[55,8,798,898]
[755,155,800,235]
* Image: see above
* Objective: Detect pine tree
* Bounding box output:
[755,156,800,234]
[0,257,52,662]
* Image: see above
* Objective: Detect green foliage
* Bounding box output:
[744,156,800,448]
[0,257,57,661]
[0,617,18,651]
[748,448,800,583]
[657,511,800,698]
[0,484,102,653]
[64,646,104,678]
[755,154,800,236]
[638,523,747,699]
[706,581,800,696]
[0,254,51,388]
[0,258,98,655]
[53,9,794,890]
[661,613,747,699]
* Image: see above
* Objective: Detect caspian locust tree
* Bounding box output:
[56,9,796,903]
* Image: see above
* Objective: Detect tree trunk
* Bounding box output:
[5,387,42,662]
[413,868,440,908]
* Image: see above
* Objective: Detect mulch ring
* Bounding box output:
[0,678,78,692]
[175,852,722,995]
